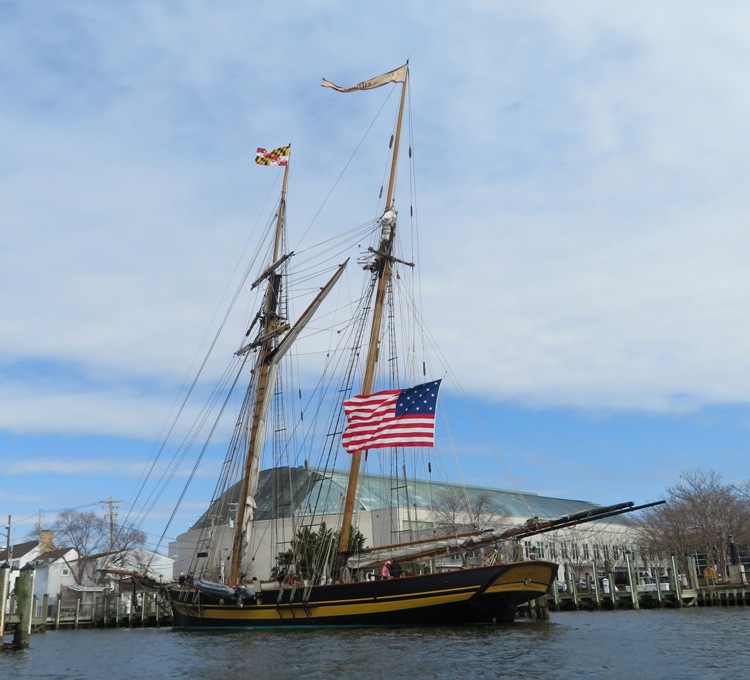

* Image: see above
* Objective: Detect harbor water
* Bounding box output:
[3,608,749,679]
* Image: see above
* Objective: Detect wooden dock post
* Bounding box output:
[550,576,560,609]
[13,563,35,648]
[564,562,579,609]
[41,594,49,630]
[74,598,81,630]
[591,560,601,609]
[55,597,62,630]
[685,553,699,590]
[625,550,639,610]
[528,594,550,620]
[671,555,683,608]
[653,568,663,607]
[607,569,618,609]
[0,560,9,640]
[538,594,550,620]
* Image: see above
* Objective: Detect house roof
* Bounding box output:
[36,548,75,563]
[0,539,39,562]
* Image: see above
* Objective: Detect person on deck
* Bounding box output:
[390,557,403,578]
[381,559,392,579]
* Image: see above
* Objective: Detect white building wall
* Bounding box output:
[104,548,175,582]
[33,566,50,602]
[32,550,79,614]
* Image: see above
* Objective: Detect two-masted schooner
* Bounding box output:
[165,64,564,628]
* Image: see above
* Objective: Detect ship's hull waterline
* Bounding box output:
[168,561,557,629]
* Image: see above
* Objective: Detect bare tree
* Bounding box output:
[634,469,750,579]
[737,480,750,504]
[51,509,146,585]
[432,490,507,534]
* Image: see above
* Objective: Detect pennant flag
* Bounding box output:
[322,64,408,93]
[256,146,290,167]
[341,379,441,452]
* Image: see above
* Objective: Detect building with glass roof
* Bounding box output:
[170,466,639,584]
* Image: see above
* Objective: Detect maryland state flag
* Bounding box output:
[322,64,408,93]
[255,146,290,167]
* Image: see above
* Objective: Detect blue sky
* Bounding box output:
[2,2,749,553]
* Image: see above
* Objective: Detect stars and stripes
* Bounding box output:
[255,146,290,166]
[341,380,441,453]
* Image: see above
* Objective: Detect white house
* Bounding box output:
[0,532,56,593]
[3,532,175,619]
[94,547,174,584]
[31,547,80,616]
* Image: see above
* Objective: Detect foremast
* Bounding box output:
[227,150,349,586]
[227,157,291,586]
[337,64,409,556]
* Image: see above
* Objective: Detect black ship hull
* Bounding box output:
[168,561,556,629]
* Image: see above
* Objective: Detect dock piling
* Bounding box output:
[13,564,34,648]
[0,561,9,640]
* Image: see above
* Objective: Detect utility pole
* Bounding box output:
[99,498,122,552]
[35,509,44,535]
[3,514,9,560]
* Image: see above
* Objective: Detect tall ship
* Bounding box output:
[158,64,628,629]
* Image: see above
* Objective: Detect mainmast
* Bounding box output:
[338,65,409,555]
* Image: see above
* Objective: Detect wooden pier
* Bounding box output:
[546,584,750,611]
[537,553,750,612]
[693,587,750,607]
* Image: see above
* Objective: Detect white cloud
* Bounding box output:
[4,457,146,476]
[2,0,750,439]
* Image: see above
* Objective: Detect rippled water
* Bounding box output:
[3,609,748,679]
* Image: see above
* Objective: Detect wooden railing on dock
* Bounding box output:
[546,585,750,611]
[4,592,171,633]
[694,587,750,607]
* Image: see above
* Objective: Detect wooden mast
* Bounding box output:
[338,65,409,556]
[228,155,290,586]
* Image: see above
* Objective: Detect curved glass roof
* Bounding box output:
[192,466,610,528]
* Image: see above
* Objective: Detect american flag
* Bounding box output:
[341,380,441,453]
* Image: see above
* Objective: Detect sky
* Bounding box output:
[2,1,750,553]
